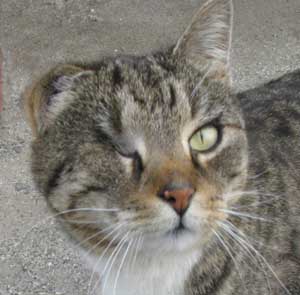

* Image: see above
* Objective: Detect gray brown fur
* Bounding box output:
[25,0,300,294]
[186,70,300,294]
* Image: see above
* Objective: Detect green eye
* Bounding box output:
[189,125,219,152]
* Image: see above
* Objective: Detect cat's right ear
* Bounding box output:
[173,0,233,83]
[24,65,89,136]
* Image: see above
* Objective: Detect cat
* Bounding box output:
[24,0,300,294]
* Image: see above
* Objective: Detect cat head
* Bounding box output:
[26,0,248,255]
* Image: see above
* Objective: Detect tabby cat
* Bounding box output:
[25,0,300,294]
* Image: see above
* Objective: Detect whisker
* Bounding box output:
[101,232,130,294]
[223,190,259,199]
[131,233,143,271]
[219,221,291,295]
[221,223,272,294]
[75,223,120,252]
[54,207,119,228]
[58,219,103,224]
[113,238,133,295]
[247,170,269,180]
[87,225,126,295]
[219,208,273,222]
[222,219,281,252]
[224,190,284,207]
[233,195,283,210]
[127,235,139,271]
[83,223,124,260]
[232,199,279,210]
[218,221,270,277]
[56,207,120,215]
[211,228,246,291]
[7,207,119,249]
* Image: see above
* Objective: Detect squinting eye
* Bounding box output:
[189,125,219,152]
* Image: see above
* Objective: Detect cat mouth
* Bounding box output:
[168,220,192,237]
[172,223,186,236]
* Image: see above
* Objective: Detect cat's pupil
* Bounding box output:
[199,132,204,143]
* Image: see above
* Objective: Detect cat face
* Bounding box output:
[26,0,248,255]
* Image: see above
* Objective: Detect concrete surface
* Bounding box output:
[0,0,299,294]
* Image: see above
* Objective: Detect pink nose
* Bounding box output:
[159,184,195,216]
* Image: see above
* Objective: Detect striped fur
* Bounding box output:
[25,0,300,294]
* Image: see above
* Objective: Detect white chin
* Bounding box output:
[165,229,201,252]
[143,228,201,253]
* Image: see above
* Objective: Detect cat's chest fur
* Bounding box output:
[87,249,201,295]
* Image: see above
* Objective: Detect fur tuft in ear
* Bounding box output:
[24,65,88,136]
[173,0,233,82]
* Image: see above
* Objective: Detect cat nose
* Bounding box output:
[158,183,195,216]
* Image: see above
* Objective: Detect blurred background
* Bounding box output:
[0,0,299,294]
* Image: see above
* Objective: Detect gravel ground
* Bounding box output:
[0,0,299,294]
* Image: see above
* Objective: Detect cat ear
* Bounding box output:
[173,0,233,82]
[24,65,90,136]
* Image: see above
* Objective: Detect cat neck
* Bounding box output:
[87,247,201,295]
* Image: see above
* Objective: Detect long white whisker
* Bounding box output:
[7,207,119,249]
[131,233,142,271]
[57,207,120,225]
[232,193,283,210]
[224,190,284,207]
[247,171,269,180]
[128,235,139,271]
[219,222,291,295]
[75,223,119,251]
[211,228,246,291]
[222,219,281,252]
[232,198,281,209]
[218,221,272,294]
[87,224,125,295]
[58,219,105,224]
[113,239,133,295]
[218,221,268,275]
[223,190,259,199]
[57,208,120,215]
[219,208,273,222]
[101,232,130,294]
[83,223,124,260]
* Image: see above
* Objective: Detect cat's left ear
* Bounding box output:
[173,0,233,83]
[24,65,91,136]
